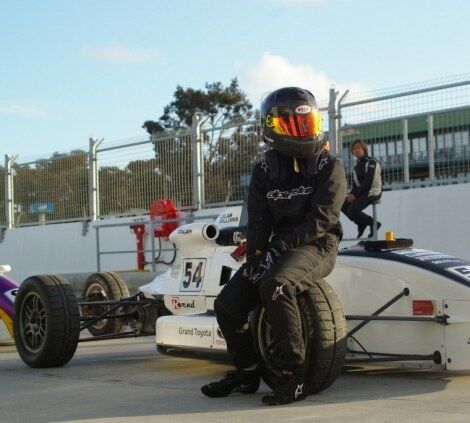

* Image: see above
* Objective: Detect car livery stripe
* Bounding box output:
[339,247,470,288]
[0,308,13,337]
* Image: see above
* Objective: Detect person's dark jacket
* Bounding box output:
[246,150,347,258]
[350,155,382,197]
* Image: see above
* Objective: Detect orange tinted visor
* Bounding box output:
[268,111,322,138]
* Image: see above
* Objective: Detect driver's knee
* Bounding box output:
[258,277,295,306]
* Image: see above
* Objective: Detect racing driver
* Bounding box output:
[201,87,347,405]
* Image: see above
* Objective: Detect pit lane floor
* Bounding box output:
[1,337,470,423]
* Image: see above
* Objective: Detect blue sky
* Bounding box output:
[1,0,469,160]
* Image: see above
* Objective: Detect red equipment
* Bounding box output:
[130,199,180,271]
[150,199,179,238]
[130,223,146,271]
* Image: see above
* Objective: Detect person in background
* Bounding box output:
[342,139,382,238]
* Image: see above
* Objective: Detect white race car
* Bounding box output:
[10,206,470,395]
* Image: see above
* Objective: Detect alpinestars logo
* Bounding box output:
[261,249,279,270]
[318,156,329,171]
[272,283,286,301]
[267,186,312,201]
[260,161,269,174]
[295,383,304,398]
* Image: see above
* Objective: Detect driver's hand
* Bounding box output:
[243,246,281,283]
[346,194,356,203]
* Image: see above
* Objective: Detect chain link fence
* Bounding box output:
[0,167,6,227]
[338,75,470,189]
[12,152,89,225]
[201,118,264,207]
[2,74,470,226]
[97,130,193,218]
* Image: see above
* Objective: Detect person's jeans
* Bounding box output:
[341,194,381,227]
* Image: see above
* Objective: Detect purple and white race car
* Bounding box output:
[0,265,17,343]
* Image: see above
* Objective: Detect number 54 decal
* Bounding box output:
[180,259,206,292]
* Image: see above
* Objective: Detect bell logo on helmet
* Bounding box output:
[295,105,312,114]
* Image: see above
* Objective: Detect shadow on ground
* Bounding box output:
[1,338,468,423]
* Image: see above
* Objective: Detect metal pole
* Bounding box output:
[427,115,435,180]
[150,230,156,271]
[336,90,350,162]
[328,87,338,156]
[191,114,204,210]
[95,226,101,271]
[4,154,18,229]
[402,119,410,183]
[88,138,103,220]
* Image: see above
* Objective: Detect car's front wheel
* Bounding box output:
[13,275,80,368]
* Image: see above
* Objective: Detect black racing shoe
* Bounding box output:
[368,221,382,238]
[357,223,367,238]
[261,370,306,406]
[201,369,260,398]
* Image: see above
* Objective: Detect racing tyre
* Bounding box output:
[253,278,347,394]
[13,275,80,368]
[81,272,129,336]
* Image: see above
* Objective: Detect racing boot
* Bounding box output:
[357,223,367,238]
[201,369,260,397]
[368,221,381,238]
[261,367,306,406]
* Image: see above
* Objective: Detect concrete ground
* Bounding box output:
[1,337,470,423]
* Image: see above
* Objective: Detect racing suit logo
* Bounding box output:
[295,383,304,398]
[267,186,312,201]
[272,283,285,301]
[318,156,329,171]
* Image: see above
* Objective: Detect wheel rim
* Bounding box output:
[20,292,47,353]
[82,282,109,331]
[257,307,308,376]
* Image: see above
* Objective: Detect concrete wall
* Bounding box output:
[341,182,470,260]
[1,182,469,283]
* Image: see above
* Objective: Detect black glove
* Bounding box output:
[243,246,282,283]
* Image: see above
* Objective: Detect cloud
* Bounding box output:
[83,43,160,64]
[243,52,367,106]
[0,101,48,118]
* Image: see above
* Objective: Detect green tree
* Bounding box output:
[13,150,89,224]
[142,78,253,132]
[142,79,261,208]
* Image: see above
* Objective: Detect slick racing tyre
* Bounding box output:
[254,278,347,394]
[81,272,129,336]
[13,275,80,368]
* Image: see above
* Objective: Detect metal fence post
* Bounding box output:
[191,114,204,210]
[336,90,349,162]
[328,87,338,156]
[427,115,435,180]
[88,138,103,220]
[402,119,410,183]
[4,154,18,229]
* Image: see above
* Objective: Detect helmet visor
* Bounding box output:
[267,110,322,138]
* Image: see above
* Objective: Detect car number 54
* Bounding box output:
[180,259,206,292]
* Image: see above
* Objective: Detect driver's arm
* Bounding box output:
[246,162,272,259]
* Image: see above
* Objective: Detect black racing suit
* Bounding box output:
[342,155,382,227]
[214,150,347,370]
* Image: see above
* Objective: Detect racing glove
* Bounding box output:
[243,246,281,283]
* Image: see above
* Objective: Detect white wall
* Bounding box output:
[341,182,470,260]
[1,183,469,283]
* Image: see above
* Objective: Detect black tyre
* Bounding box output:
[13,275,80,368]
[81,272,129,336]
[254,278,347,394]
